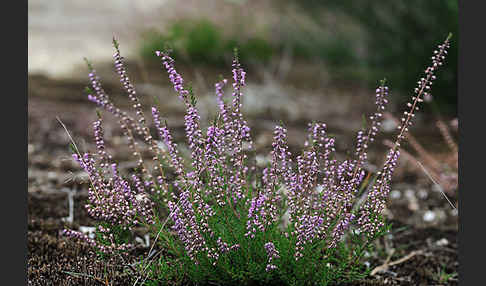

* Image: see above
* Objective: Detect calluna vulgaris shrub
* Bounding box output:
[63,34,452,285]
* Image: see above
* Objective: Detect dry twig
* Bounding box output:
[370,250,423,276]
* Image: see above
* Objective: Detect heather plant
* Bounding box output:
[63,34,452,285]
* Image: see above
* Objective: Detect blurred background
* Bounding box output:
[28,1,458,284]
[29,0,457,115]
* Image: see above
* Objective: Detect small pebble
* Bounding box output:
[47,171,58,182]
[408,201,419,211]
[417,189,428,199]
[144,234,150,247]
[28,144,35,155]
[390,190,401,200]
[431,184,442,193]
[423,210,436,222]
[383,208,394,219]
[79,226,96,239]
[135,236,149,247]
[112,136,123,146]
[404,189,415,199]
[404,189,419,211]
[381,118,397,132]
[255,154,271,167]
[435,238,449,247]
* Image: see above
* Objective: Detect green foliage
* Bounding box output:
[133,176,392,285]
[435,264,458,284]
[234,37,274,64]
[140,202,389,286]
[140,19,274,66]
[275,31,358,68]
[291,0,458,115]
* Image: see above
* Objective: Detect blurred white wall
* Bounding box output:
[28,0,170,79]
[28,0,281,79]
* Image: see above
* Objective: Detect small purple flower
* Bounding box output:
[264,242,280,271]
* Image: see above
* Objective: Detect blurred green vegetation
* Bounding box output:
[288,0,458,115]
[140,1,457,115]
[140,19,274,66]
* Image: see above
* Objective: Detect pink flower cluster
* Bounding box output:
[357,35,451,236]
[71,120,155,229]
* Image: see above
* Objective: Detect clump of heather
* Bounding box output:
[63,35,452,285]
